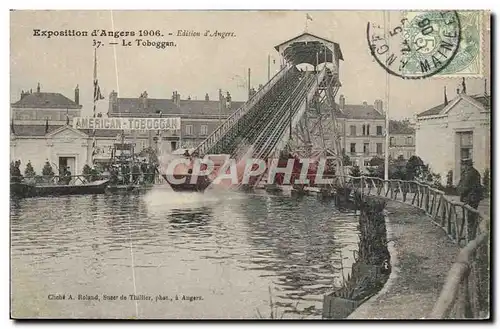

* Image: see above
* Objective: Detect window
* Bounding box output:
[200,125,208,136]
[363,143,369,155]
[376,143,383,155]
[185,125,193,135]
[350,125,356,136]
[364,160,371,167]
[376,125,383,136]
[362,124,366,136]
[350,143,356,154]
[406,136,413,145]
[367,124,370,135]
[389,137,395,146]
[171,141,177,151]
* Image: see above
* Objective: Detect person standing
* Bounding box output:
[457,158,483,242]
[457,159,483,209]
[64,166,72,185]
[11,160,23,183]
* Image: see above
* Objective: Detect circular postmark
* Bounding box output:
[367,11,462,79]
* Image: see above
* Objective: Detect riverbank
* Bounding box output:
[348,200,461,319]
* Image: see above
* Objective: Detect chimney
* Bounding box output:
[74,85,80,105]
[20,90,26,99]
[339,94,345,110]
[444,86,448,105]
[187,95,191,101]
[374,99,383,113]
[141,91,148,109]
[363,101,368,107]
[205,93,209,101]
[109,90,118,114]
[226,91,232,109]
[175,93,181,107]
[36,83,40,93]
[462,77,467,94]
[219,89,225,108]
[172,91,177,101]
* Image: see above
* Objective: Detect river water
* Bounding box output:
[11,186,360,319]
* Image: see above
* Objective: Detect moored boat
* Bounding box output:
[161,174,212,192]
[10,179,110,198]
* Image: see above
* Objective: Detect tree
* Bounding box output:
[24,161,36,178]
[349,165,361,177]
[342,153,352,166]
[405,156,425,181]
[369,156,384,167]
[42,161,55,177]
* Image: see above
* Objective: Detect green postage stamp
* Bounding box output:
[368,10,487,79]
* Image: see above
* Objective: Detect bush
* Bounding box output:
[24,161,36,178]
[42,161,55,177]
[369,156,384,167]
[350,165,361,177]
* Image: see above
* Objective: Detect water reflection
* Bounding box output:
[11,188,359,319]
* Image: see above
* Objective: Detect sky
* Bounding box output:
[10,10,490,120]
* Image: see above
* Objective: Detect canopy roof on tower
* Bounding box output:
[274,32,344,66]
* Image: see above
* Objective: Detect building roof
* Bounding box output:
[11,92,82,109]
[389,120,415,134]
[339,104,385,120]
[471,95,491,109]
[11,124,64,136]
[417,94,491,118]
[111,98,245,117]
[318,102,385,120]
[274,32,344,64]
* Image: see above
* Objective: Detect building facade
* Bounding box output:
[107,90,244,152]
[388,120,416,160]
[10,84,95,176]
[335,95,387,170]
[415,91,491,185]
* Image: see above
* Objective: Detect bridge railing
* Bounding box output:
[335,175,489,319]
[193,63,292,156]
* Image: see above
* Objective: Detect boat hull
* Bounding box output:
[10,180,110,198]
[162,174,211,192]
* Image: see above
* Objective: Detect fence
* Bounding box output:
[337,175,490,319]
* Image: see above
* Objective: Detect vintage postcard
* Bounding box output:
[10,10,491,320]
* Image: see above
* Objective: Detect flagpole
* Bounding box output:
[384,11,390,189]
[91,47,98,166]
